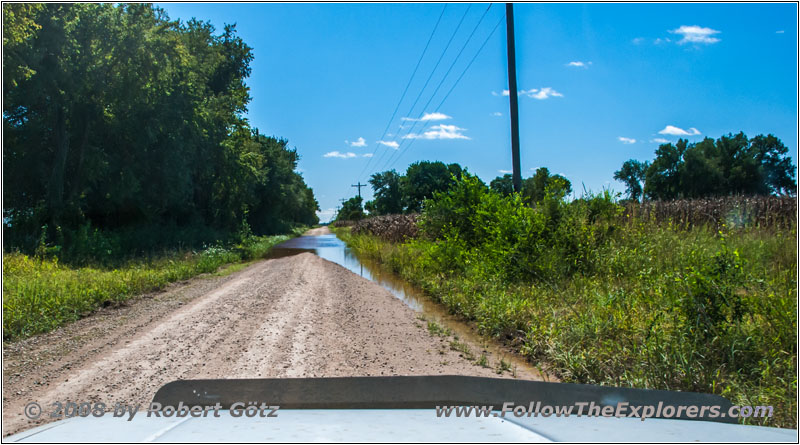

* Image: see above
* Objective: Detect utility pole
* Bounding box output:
[506,3,522,193]
[351,182,366,199]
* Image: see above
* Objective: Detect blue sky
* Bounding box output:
[157,2,798,222]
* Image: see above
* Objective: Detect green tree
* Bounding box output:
[3,4,319,256]
[644,140,688,200]
[401,161,463,213]
[336,196,365,221]
[521,168,572,205]
[366,170,403,215]
[489,174,514,196]
[750,134,795,195]
[613,160,649,201]
[637,133,796,200]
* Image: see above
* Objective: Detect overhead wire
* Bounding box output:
[375,4,499,175]
[358,4,448,179]
[367,4,474,176]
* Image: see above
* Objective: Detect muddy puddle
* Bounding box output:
[269,233,547,379]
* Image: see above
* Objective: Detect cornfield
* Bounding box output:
[623,196,796,229]
[331,220,357,228]
[351,214,420,242]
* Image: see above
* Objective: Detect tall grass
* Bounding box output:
[3,230,304,340]
[333,179,797,427]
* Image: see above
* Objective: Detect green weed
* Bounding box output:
[333,192,797,427]
[3,232,299,340]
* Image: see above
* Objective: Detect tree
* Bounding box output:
[521,168,572,205]
[489,174,514,196]
[3,4,319,256]
[750,134,796,195]
[366,170,403,215]
[336,196,365,221]
[632,133,796,200]
[613,160,649,201]
[644,140,688,200]
[401,161,463,213]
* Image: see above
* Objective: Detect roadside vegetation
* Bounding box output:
[3,4,318,340]
[4,4,319,258]
[335,165,796,427]
[3,230,305,341]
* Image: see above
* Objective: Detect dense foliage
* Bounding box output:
[3,4,318,261]
[3,231,301,340]
[337,177,797,427]
[490,167,572,204]
[615,133,796,201]
[361,161,464,217]
[337,196,366,221]
[362,163,572,220]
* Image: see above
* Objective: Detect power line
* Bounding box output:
[389,4,493,145]
[367,4,473,176]
[358,4,448,179]
[376,6,492,174]
[434,14,506,115]
[377,13,506,175]
[376,5,498,174]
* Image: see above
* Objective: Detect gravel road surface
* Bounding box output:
[3,228,541,435]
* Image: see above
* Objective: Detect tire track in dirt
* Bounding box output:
[4,247,544,436]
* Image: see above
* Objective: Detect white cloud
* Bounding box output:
[654,37,672,44]
[618,137,637,144]
[377,140,399,149]
[401,112,452,122]
[403,124,470,140]
[421,112,451,121]
[776,30,785,34]
[658,125,701,136]
[362,153,373,158]
[520,87,563,100]
[632,37,645,45]
[669,25,721,44]
[491,112,503,117]
[348,137,366,147]
[494,88,563,99]
[498,169,513,174]
[651,138,671,144]
[566,61,591,68]
[323,151,357,158]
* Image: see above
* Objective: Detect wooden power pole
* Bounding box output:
[351,182,366,199]
[506,3,522,193]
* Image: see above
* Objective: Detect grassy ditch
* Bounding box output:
[332,183,796,427]
[3,228,306,340]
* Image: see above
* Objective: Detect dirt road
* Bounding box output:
[2,227,541,435]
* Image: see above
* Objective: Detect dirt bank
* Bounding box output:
[3,230,541,435]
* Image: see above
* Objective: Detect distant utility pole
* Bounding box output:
[506,3,522,193]
[351,182,366,199]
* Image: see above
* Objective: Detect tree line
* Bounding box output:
[3,4,319,258]
[614,133,795,201]
[337,161,571,220]
[343,131,794,221]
